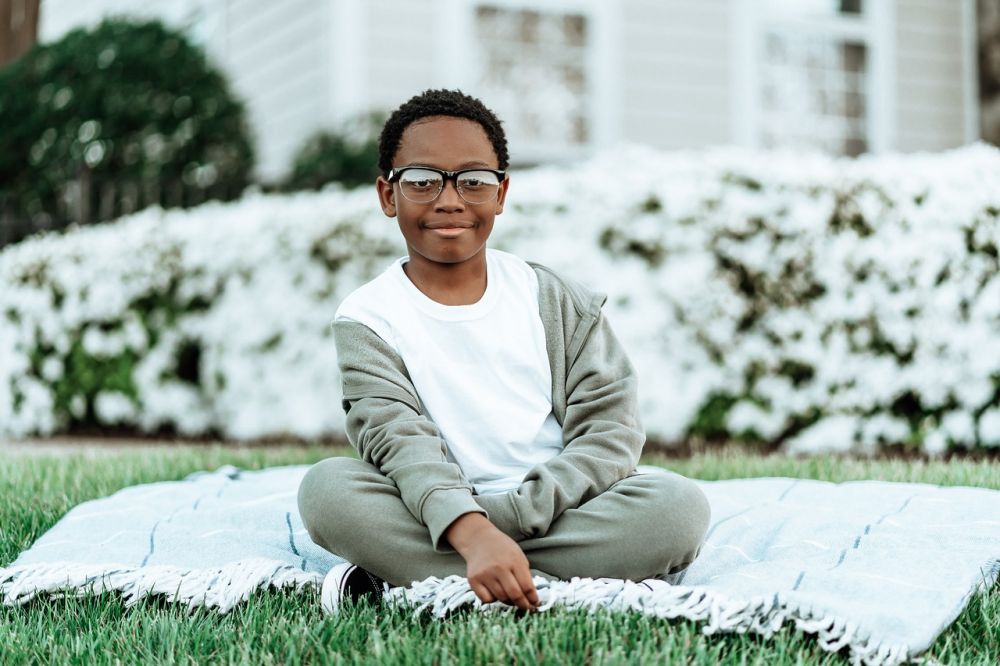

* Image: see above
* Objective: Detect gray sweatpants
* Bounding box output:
[297,457,711,588]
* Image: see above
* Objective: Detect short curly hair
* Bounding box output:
[377,89,509,176]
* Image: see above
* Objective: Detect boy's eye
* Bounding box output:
[400,169,442,190]
[457,171,498,190]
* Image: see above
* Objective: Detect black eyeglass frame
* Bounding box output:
[387,166,507,204]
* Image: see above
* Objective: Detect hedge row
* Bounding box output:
[1,145,997,453]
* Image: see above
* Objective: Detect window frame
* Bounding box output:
[732,0,895,154]
[439,0,619,164]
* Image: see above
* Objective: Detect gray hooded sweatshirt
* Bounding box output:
[332,261,645,553]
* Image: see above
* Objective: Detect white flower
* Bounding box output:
[940,411,976,446]
[977,408,1000,447]
[81,326,125,358]
[923,430,949,456]
[726,401,785,439]
[69,394,86,419]
[94,391,137,424]
[858,414,910,451]
[784,415,859,454]
[40,357,63,381]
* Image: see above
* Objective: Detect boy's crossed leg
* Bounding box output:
[298,457,710,588]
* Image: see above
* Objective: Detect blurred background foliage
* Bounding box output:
[279,113,384,193]
[0,17,385,250]
[0,18,254,248]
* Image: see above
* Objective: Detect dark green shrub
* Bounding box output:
[281,113,383,191]
[687,391,740,441]
[0,18,254,248]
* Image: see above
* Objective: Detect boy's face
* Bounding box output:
[376,116,509,269]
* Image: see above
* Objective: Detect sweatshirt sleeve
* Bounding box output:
[333,319,487,553]
[478,308,645,540]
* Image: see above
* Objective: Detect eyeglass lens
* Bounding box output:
[397,168,500,204]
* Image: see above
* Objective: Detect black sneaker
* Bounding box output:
[320,562,390,615]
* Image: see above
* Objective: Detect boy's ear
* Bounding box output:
[495,174,510,215]
[376,176,396,217]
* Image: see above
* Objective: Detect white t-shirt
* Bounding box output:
[334,248,564,495]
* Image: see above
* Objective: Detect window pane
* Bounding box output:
[844,137,866,157]
[564,15,586,47]
[763,0,863,18]
[474,5,589,152]
[759,32,869,155]
[840,0,863,15]
[842,42,865,73]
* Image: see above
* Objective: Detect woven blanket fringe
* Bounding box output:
[385,575,914,666]
[0,558,322,614]
[978,558,1000,594]
[5,558,998,664]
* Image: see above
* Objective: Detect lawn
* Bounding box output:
[1,444,998,665]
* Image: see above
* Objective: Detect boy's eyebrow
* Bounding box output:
[402,161,493,169]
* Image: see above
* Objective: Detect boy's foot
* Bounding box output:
[321,562,390,615]
[638,577,672,593]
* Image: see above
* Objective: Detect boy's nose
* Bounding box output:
[435,178,465,210]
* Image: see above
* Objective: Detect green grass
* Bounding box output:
[1,445,998,665]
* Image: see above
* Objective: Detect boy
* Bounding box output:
[297,89,710,615]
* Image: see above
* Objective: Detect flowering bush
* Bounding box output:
[1,145,997,454]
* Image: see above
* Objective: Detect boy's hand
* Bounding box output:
[444,512,540,611]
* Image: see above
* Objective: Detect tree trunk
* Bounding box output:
[980,0,1000,145]
[0,0,40,67]
[77,166,91,227]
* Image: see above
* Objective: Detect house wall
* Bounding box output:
[220,0,330,181]
[34,0,979,176]
[894,0,969,151]
[619,0,734,149]
[38,0,198,38]
[363,0,438,112]
[616,0,972,154]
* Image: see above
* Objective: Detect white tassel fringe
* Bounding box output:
[6,559,998,666]
[385,575,915,666]
[0,558,322,614]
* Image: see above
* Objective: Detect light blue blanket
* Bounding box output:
[2,465,998,666]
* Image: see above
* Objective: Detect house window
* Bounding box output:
[751,0,887,156]
[470,3,592,160]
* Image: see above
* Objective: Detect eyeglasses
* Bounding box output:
[387,166,506,205]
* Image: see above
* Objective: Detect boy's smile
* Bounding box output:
[376,116,509,304]
[428,226,470,238]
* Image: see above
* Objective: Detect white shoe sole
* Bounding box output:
[321,562,358,616]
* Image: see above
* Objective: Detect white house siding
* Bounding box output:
[894,0,968,151]
[363,0,438,112]
[36,0,981,175]
[218,0,330,181]
[39,0,201,40]
[619,0,734,149]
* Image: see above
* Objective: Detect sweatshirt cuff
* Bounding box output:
[421,487,488,553]
[473,492,524,541]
